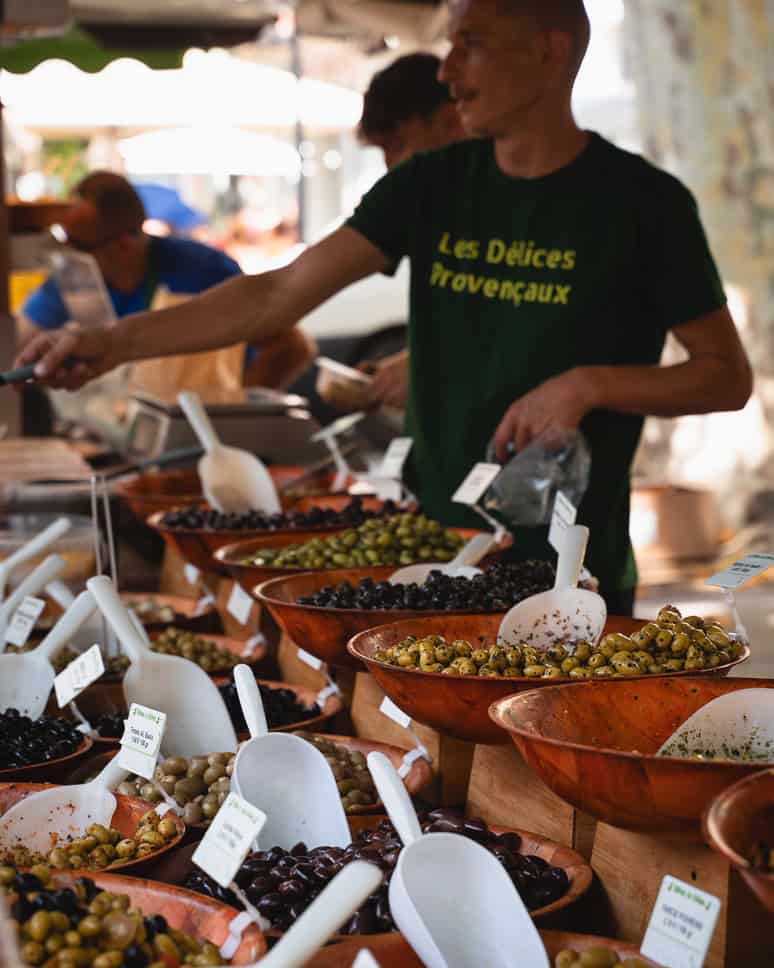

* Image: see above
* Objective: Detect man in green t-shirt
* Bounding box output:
[18,0,752,613]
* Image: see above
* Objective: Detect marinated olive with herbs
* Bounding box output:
[554,949,650,968]
[375,607,741,679]
[242,513,465,569]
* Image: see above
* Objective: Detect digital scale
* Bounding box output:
[123,387,328,466]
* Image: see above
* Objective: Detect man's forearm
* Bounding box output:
[580,354,752,418]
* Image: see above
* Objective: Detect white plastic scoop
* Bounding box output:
[231,664,350,850]
[256,861,383,968]
[0,755,128,854]
[0,516,71,602]
[86,575,238,757]
[0,553,67,649]
[388,532,496,586]
[178,391,281,514]
[367,752,548,968]
[497,524,606,648]
[658,688,774,761]
[0,589,99,718]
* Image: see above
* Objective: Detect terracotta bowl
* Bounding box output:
[490,676,773,837]
[703,768,774,913]
[347,614,745,745]
[256,565,533,671]
[120,591,218,633]
[50,870,266,963]
[147,498,393,577]
[216,527,513,596]
[0,782,185,876]
[311,931,661,966]
[0,735,93,784]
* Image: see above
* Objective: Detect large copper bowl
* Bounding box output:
[348,614,746,745]
[312,931,661,966]
[217,527,513,595]
[490,676,771,837]
[703,768,774,913]
[147,497,391,577]
[0,782,185,877]
[257,565,532,670]
[0,735,93,784]
[50,870,266,963]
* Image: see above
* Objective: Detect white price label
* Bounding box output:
[379,437,413,480]
[297,648,323,671]
[353,952,381,968]
[548,490,578,552]
[4,596,46,647]
[705,553,774,590]
[452,462,501,507]
[640,875,720,968]
[362,477,403,503]
[184,563,201,587]
[118,703,166,780]
[227,583,254,625]
[193,792,267,889]
[380,696,411,730]
[54,644,105,708]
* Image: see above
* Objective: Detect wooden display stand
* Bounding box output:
[466,743,597,861]
[591,823,774,967]
[350,671,473,806]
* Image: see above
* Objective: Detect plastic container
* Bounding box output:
[315,357,372,411]
[0,513,97,587]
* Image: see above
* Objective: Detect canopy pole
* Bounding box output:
[290,19,306,244]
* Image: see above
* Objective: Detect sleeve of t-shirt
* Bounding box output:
[20,277,69,330]
[345,156,422,275]
[638,174,727,332]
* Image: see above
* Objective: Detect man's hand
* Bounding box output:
[493,368,596,460]
[13,324,114,390]
[364,349,409,409]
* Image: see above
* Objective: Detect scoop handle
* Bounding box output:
[554,524,589,591]
[0,553,66,630]
[366,751,422,846]
[45,579,76,612]
[448,532,496,569]
[0,517,71,596]
[257,861,383,968]
[234,664,268,739]
[177,391,220,454]
[86,575,144,663]
[36,589,98,662]
[89,755,129,792]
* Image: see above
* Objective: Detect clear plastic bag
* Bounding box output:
[483,428,591,527]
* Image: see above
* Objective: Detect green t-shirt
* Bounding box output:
[346,134,726,594]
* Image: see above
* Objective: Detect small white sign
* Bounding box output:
[227,583,254,626]
[380,695,411,730]
[548,490,578,552]
[4,595,46,647]
[311,412,367,443]
[379,437,413,480]
[640,875,721,968]
[362,477,403,503]
[192,792,267,889]
[705,553,774,590]
[353,951,382,968]
[54,644,105,708]
[452,463,501,507]
[117,703,167,780]
[297,648,323,671]
[184,563,201,587]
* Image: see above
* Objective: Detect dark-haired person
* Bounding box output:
[358,52,468,407]
[17,0,752,614]
[17,171,315,390]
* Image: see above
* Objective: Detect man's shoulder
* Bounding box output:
[152,235,240,271]
[590,135,694,201]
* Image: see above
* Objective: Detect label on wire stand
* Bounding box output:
[379,437,413,480]
[452,463,501,507]
[117,703,166,780]
[548,490,578,552]
[227,583,253,625]
[184,563,201,587]
[193,792,267,889]
[54,644,105,707]
[4,595,46,647]
[640,875,720,968]
[297,648,323,671]
[380,696,412,730]
[705,553,774,590]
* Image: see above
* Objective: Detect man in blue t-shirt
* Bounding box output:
[18,171,314,389]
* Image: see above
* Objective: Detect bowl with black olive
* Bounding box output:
[0,709,93,783]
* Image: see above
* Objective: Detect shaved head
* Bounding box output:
[495,0,590,79]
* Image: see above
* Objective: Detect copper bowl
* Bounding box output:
[49,870,266,963]
[147,497,393,577]
[0,735,94,784]
[0,782,185,876]
[256,565,532,671]
[347,614,746,745]
[119,591,218,633]
[311,931,661,966]
[216,527,513,596]
[490,676,771,837]
[703,768,774,913]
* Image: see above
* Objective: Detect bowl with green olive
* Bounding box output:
[348,608,748,745]
[0,783,185,876]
